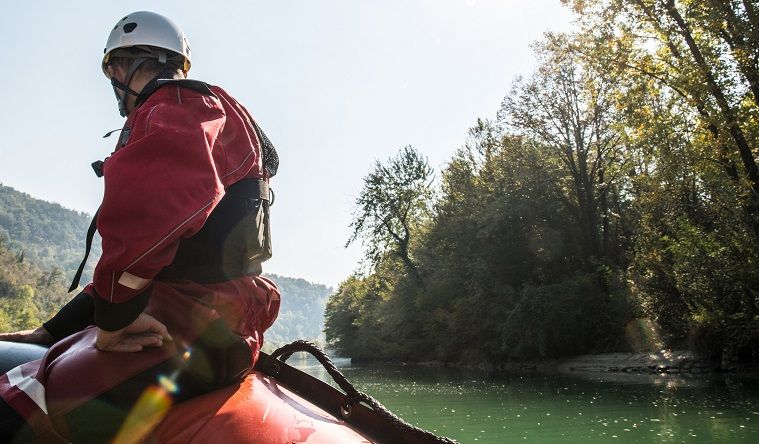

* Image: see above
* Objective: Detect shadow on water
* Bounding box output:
[288,353,759,443]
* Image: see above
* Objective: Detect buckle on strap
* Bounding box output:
[226,178,270,200]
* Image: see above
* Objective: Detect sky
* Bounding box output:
[0,1,575,288]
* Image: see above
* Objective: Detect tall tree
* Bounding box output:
[500,36,628,261]
[564,0,759,231]
[564,0,759,361]
[347,146,433,284]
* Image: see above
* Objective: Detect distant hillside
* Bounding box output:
[0,183,98,285]
[0,236,70,331]
[0,183,331,343]
[263,273,332,347]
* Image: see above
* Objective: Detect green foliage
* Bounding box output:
[630,213,759,360]
[264,273,333,348]
[502,274,632,359]
[326,0,759,366]
[0,234,71,332]
[0,183,100,285]
[326,121,636,362]
[567,0,759,364]
[0,184,96,333]
[324,265,392,359]
[347,146,433,282]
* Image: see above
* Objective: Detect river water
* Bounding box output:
[290,355,759,443]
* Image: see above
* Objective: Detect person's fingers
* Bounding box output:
[99,334,163,353]
[127,313,172,342]
[123,334,163,348]
[97,314,173,353]
[106,342,144,353]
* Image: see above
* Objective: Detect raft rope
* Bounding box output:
[270,340,458,444]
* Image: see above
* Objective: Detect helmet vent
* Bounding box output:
[123,23,138,33]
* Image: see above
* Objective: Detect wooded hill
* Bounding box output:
[264,274,332,348]
[0,184,331,344]
[325,0,759,368]
[0,235,70,331]
[0,183,98,286]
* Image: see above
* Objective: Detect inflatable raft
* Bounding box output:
[0,341,455,444]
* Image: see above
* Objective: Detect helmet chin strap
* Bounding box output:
[110,58,149,117]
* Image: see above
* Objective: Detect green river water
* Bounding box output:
[291,355,759,443]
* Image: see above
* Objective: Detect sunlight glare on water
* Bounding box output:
[288,353,759,443]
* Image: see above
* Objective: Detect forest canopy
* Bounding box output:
[325,0,759,367]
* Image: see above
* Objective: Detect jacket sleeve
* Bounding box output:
[92,97,227,331]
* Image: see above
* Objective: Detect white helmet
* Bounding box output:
[102,11,191,75]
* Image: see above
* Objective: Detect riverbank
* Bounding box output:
[405,350,759,375]
[556,350,720,374]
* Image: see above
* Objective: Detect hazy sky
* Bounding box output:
[0,1,575,287]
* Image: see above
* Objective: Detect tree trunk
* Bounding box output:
[663,0,759,199]
[714,1,759,106]
[600,166,610,258]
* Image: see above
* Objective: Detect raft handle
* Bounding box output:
[265,340,458,444]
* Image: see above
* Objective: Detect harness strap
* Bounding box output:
[134,75,215,109]
[68,209,99,292]
[219,178,269,201]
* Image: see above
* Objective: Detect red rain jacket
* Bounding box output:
[87,81,269,331]
[0,81,281,443]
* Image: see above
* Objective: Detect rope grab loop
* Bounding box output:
[270,340,459,444]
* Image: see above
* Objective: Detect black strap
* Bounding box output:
[91,160,105,178]
[69,209,99,292]
[217,178,269,201]
[135,78,216,109]
[155,78,216,96]
[253,179,270,201]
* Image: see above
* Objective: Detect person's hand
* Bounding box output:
[96,313,173,352]
[0,326,55,346]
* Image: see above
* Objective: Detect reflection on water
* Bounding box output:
[288,353,759,443]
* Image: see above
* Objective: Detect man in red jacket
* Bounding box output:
[0,11,280,442]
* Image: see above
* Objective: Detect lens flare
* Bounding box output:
[158,374,179,394]
[625,318,664,352]
[112,385,174,444]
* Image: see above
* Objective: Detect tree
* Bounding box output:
[324,272,388,359]
[0,285,40,331]
[563,0,759,363]
[0,230,71,331]
[347,146,433,284]
[564,0,759,232]
[500,36,629,261]
[325,1,759,365]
